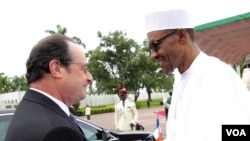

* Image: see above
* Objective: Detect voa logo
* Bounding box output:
[226,129,246,136]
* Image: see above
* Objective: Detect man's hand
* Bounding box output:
[130,123,135,130]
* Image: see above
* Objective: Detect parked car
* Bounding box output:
[0,109,155,141]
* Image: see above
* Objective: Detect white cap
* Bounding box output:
[145,9,194,33]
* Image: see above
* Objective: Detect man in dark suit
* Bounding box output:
[5,34,93,141]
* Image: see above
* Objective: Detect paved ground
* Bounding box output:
[78,107,167,135]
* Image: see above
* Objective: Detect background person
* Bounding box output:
[5,34,93,141]
[145,9,250,141]
[85,105,91,120]
[242,54,250,93]
[162,93,169,120]
[146,98,151,108]
[114,86,139,131]
[163,89,172,121]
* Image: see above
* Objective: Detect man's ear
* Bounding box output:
[49,60,63,78]
[175,29,188,45]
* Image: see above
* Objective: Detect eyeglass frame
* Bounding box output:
[66,61,88,65]
[148,30,177,52]
[65,61,89,73]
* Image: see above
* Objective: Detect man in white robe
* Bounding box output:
[114,86,138,131]
[145,9,250,141]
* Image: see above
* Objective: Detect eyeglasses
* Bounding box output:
[148,30,177,52]
[66,61,89,73]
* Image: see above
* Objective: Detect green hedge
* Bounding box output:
[77,105,115,116]
[76,99,162,116]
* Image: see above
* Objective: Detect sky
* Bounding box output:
[0,0,249,77]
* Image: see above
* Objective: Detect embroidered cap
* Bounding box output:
[145,9,194,33]
[118,86,128,94]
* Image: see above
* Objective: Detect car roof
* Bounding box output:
[110,129,153,135]
[0,109,15,114]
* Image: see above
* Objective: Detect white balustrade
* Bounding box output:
[0,91,166,109]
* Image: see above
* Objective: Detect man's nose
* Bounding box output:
[87,72,93,84]
[150,50,158,60]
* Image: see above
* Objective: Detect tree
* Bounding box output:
[87,31,174,101]
[11,75,28,91]
[126,40,174,101]
[88,30,139,94]
[0,73,12,94]
[233,59,245,78]
[0,73,28,94]
[45,25,86,48]
[45,24,67,35]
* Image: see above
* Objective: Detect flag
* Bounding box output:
[154,113,163,141]
[154,110,166,117]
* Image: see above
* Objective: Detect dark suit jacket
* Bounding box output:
[4,89,87,141]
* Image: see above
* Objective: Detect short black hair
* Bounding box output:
[25,34,75,84]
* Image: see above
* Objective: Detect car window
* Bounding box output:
[76,120,103,140]
[0,115,12,141]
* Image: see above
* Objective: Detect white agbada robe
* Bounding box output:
[165,52,250,141]
[114,99,138,131]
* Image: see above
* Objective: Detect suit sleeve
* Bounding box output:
[42,126,87,141]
